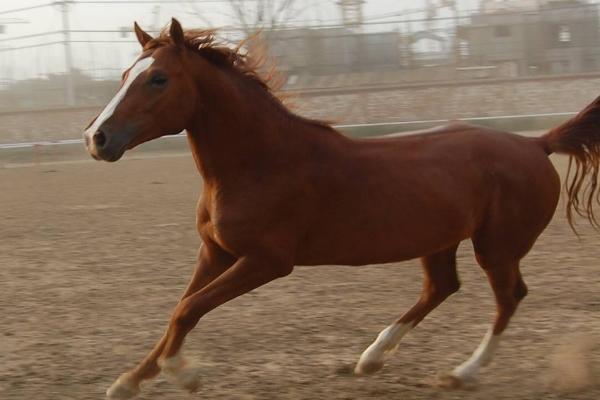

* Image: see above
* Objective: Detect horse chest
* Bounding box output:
[197,196,278,255]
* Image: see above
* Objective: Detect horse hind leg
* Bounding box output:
[355,244,460,375]
[444,174,556,387]
[446,254,528,386]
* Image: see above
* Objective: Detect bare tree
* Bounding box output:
[186,0,305,95]
[229,0,299,34]
[188,0,301,36]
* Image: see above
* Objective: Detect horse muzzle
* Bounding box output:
[84,125,134,162]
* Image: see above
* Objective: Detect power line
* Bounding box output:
[0,0,255,15]
[0,41,63,52]
[74,0,257,3]
[0,31,62,43]
[0,2,54,16]
[4,29,600,53]
[4,2,600,74]
[68,29,159,33]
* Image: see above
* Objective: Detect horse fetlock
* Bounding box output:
[158,354,202,393]
[106,372,141,400]
[354,344,389,375]
[451,362,479,382]
[354,357,385,375]
[355,322,412,375]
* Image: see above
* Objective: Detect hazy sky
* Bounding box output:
[0,0,487,80]
[1,0,483,32]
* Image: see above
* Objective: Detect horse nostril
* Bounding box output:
[93,130,107,148]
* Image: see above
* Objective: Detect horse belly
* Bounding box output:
[295,193,479,266]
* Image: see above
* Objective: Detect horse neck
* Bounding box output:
[185,65,343,182]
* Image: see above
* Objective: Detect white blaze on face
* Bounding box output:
[355,322,412,375]
[84,56,155,143]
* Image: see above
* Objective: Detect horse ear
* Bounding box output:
[169,18,185,48]
[134,22,153,48]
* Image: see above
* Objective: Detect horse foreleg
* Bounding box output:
[355,245,460,375]
[106,242,236,399]
[156,254,293,393]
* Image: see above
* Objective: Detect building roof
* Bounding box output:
[480,0,537,13]
[479,0,588,13]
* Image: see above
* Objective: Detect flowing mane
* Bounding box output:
[145,28,333,130]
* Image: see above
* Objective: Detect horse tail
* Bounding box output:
[541,95,600,230]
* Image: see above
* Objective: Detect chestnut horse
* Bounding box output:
[84,19,600,399]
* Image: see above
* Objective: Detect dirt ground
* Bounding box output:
[1,149,599,400]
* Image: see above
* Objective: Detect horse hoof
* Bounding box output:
[106,373,140,399]
[159,355,201,393]
[436,373,475,389]
[173,364,202,393]
[354,359,384,375]
[437,374,463,389]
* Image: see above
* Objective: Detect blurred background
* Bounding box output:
[2,0,600,144]
[2,3,600,399]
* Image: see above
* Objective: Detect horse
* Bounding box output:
[83,19,600,399]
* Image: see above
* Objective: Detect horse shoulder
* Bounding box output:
[197,180,311,258]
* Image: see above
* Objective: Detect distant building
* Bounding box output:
[266,28,399,75]
[479,0,541,13]
[266,0,600,84]
[459,0,600,76]
[409,31,451,66]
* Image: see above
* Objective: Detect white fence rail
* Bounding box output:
[0,111,577,150]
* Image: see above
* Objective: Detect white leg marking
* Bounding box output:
[106,372,140,400]
[158,353,202,393]
[451,328,500,381]
[84,56,155,142]
[355,322,412,375]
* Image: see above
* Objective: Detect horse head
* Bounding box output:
[84,19,198,161]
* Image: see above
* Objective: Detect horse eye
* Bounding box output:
[149,75,168,87]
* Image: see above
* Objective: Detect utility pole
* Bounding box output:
[445,0,460,67]
[151,5,161,32]
[57,1,75,106]
[337,0,365,30]
[0,19,28,86]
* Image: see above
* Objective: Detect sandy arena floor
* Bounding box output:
[1,151,599,400]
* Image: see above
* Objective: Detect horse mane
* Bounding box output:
[145,28,333,130]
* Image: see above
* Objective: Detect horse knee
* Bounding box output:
[171,298,200,334]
